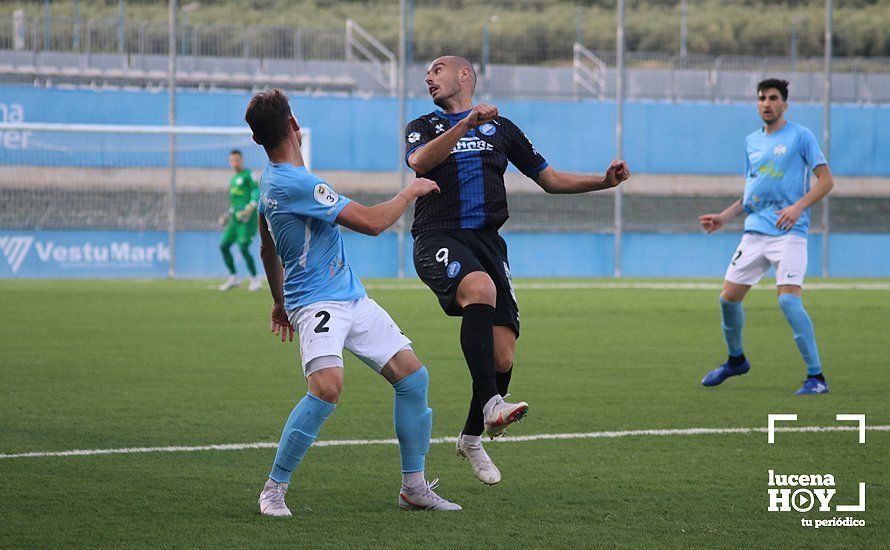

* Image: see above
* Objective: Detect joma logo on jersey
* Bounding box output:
[0,235,34,274]
[260,193,278,210]
[451,137,494,153]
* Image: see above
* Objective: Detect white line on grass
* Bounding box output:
[364,282,890,291]
[3,425,888,460]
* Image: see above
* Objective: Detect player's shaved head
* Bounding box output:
[426,55,477,110]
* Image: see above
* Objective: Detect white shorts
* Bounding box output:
[287,296,412,377]
[724,232,808,287]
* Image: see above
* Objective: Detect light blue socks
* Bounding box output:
[720,297,745,357]
[269,392,337,484]
[392,367,432,474]
[778,294,822,376]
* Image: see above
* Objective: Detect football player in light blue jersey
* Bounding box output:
[698,79,835,395]
[244,89,461,516]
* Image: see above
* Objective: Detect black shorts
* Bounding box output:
[412,228,519,336]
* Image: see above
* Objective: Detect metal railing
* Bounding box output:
[573,43,607,100]
[345,19,396,95]
[0,15,348,62]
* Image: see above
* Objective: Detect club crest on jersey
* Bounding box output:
[314,184,340,206]
[452,137,494,154]
[408,132,421,144]
[774,144,787,156]
[479,123,496,136]
[447,261,461,278]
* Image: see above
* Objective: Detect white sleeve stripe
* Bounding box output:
[298,220,312,268]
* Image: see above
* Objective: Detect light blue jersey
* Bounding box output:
[258,163,365,311]
[742,121,827,237]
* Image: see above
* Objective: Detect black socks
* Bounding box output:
[460,303,501,437]
[460,304,499,405]
[728,354,747,368]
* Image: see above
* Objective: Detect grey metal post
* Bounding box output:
[168,0,178,278]
[118,0,126,54]
[74,0,81,50]
[43,0,49,51]
[790,16,799,72]
[821,0,832,277]
[614,0,625,278]
[482,24,490,96]
[396,0,411,278]
[680,0,687,60]
[576,6,583,46]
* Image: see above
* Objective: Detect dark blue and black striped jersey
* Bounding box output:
[405,109,548,235]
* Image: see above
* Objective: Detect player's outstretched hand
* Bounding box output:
[462,103,498,128]
[218,213,229,226]
[698,213,725,233]
[406,177,441,201]
[271,303,294,343]
[604,159,630,188]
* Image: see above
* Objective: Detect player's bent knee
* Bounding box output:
[381,348,422,384]
[720,282,749,303]
[307,367,343,404]
[456,272,496,307]
[495,355,514,373]
[494,344,514,373]
[309,383,341,404]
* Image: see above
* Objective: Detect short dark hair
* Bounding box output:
[229,149,242,157]
[245,89,292,150]
[757,79,789,101]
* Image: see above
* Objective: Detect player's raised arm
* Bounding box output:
[336,178,440,236]
[257,213,293,342]
[407,103,498,175]
[699,199,745,234]
[534,160,631,194]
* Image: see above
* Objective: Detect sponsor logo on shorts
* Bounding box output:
[447,261,461,278]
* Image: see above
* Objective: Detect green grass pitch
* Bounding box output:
[1,279,887,548]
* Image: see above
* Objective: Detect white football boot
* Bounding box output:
[218,275,240,291]
[247,276,263,292]
[398,479,462,511]
[258,479,292,517]
[483,395,529,439]
[456,434,501,485]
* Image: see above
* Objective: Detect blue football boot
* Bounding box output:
[795,377,829,395]
[701,360,750,387]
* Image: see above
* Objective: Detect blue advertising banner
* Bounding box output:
[0,230,169,278]
[3,230,890,278]
[3,85,890,175]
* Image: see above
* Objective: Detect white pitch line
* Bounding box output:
[2,425,888,460]
[364,282,890,291]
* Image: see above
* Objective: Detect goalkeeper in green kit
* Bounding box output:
[219,149,263,291]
